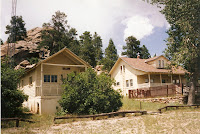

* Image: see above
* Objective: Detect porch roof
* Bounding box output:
[112,57,186,75]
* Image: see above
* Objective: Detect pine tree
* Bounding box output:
[5,16,27,43]
[68,28,80,56]
[92,32,103,64]
[38,11,74,55]
[102,39,118,71]
[79,31,96,67]
[121,36,141,58]
[140,45,151,59]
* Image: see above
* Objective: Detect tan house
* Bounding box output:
[109,55,186,96]
[18,48,91,114]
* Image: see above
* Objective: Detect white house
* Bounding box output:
[109,55,186,96]
[18,48,91,114]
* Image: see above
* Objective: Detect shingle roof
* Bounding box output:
[119,57,186,74]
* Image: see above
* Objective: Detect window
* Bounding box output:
[145,79,149,83]
[130,79,133,86]
[117,82,120,86]
[120,66,122,73]
[29,76,32,85]
[44,75,50,82]
[126,80,129,87]
[158,60,161,68]
[63,67,70,70]
[123,65,125,72]
[162,79,166,83]
[162,60,164,68]
[176,79,180,84]
[150,79,154,83]
[51,75,57,82]
[114,83,116,86]
[173,80,176,84]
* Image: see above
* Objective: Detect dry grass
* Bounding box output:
[2,97,200,134]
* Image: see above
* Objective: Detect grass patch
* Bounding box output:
[120,97,168,111]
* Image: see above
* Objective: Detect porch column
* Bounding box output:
[179,74,182,85]
[41,63,43,96]
[160,73,162,86]
[171,74,173,84]
[148,73,151,87]
[85,66,87,71]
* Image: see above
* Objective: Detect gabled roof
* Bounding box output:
[25,47,91,73]
[144,55,168,63]
[109,56,186,75]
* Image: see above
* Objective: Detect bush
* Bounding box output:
[59,68,122,115]
[1,61,28,117]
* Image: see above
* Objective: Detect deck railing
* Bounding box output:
[35,85,63,96]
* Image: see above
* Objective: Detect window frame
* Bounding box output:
[29,76,32,85]
[51,75,57,82]
[130,79,133,86]
[44,75,50,82]
[126,80,129,87]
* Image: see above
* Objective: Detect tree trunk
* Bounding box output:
[187,81,196,105]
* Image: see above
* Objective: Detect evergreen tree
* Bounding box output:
[79,31,96,67]
[140,45,151,59]
[149,0,200,105]
[68,28,80,56]
[38,11,76,55]
[5,16,27,43]
[121,36,141,58]
[92,32,103,64]
[102,39,118,71]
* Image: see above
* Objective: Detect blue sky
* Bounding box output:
[1,0,169,57]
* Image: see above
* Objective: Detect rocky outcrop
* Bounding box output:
[14,60,36,70]
[1,27,44,64]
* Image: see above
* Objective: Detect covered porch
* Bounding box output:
[137,73,184,89]
[35,63,88,96]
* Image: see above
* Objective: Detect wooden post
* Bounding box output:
[179,74,182,86]
[148,73,151,87]
[160,74,162,86]
[182,83,184,95]
[16,119,19,127]
[171,74,173,84]
[167,85,168,97]
[41,63,43,96]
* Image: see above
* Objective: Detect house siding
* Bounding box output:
[111,59,146,96]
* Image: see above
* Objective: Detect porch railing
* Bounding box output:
[35,85,63,96]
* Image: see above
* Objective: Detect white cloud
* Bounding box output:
[123,16,154,40]
[1,0,169,50]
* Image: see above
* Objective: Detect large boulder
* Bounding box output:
[1,27,43,64]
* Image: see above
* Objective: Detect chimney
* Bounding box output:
[137,52,140,59]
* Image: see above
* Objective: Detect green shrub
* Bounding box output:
[1,61,28,117]
[59,68,122,115]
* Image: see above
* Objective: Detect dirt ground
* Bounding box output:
[3,109,199,134]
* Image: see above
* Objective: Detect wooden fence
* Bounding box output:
[129,84,177,98]
[54,110,147,122]
[1,118,35,127]
[158,105,200,113]
[181,84,200,95]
